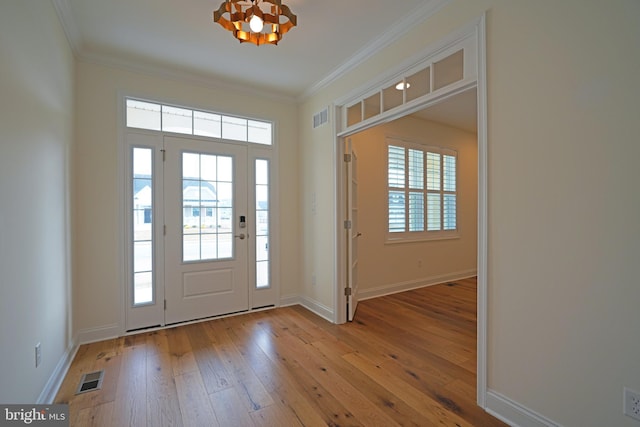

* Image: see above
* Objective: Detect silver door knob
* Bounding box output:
[234,233,246,240]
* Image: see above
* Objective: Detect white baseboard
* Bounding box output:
[279,293,300,308]
[280,294,334,323]
[485,390,562,427]
[74,323,120,346]
[37,340,79,404]
[358,269,477,301]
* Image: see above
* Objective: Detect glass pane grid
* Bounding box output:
[132,147,154,305]
[255,159,270,288]
[387,142,457,237]
[388,146,405,187]
[427,193,442,231]
[426,152,441,191]
[389,191,405,232]
[162,105,193,135]
[408,149,424,189]
[182,153,234,262]
[126,98,272,145]
[443,154,456,192]
[409,192,425,232]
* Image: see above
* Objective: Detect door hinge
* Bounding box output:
[163,225,166,235]
[344,287,352,296]
[164,299,166,310]
[344,153,352,162]
[161,149,166,161]
[344,220,352,229]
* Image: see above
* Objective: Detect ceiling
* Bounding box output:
[54,0,476,132]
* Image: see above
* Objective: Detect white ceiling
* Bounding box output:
[54,0,476,132]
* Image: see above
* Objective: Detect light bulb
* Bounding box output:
[249,14,264,32]
[395,82,411,90]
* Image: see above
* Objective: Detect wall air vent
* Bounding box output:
[313,107,329,129]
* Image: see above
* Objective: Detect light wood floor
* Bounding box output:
[55,277,507,426]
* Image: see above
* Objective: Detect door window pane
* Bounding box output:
[255,159,270,288]
[182,153,235,261]
[248,120,272,145]
[162,105,193,134]
[194,111,222,138]
[127,100,161,131]
[222,116,247,141]
[132,147,154,305]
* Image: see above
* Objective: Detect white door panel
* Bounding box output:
[163,136,249,325]
[347,139,360,321]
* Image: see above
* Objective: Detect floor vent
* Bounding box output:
[76,370,104,394]
[313,107,329,129]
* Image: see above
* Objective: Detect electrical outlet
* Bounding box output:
[35,343,41,368]
[624,387,640,421]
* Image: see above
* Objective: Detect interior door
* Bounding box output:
[346,139,361,321]
[164,136,249,325]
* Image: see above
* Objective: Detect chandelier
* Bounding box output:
[213,0,297,46]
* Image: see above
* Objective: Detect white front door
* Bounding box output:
[163,136,249,325]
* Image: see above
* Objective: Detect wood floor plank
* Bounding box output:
[343,351,474,427]
[146,340,183,427]
[55,279,507,427]
[205,319,274,412]
[73,401,114,427]
[249,400,305,427]
[209,386,257,427]
[279,333,401,427]
[166,326,199,376]
[174,370,220,427]
[310,340,433,427]
[184,322,232,394]
[221,315,329,427]
[111,343,147,427]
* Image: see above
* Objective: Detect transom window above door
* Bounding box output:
[126,98,273,145]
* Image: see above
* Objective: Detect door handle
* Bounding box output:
[234,233,246,240]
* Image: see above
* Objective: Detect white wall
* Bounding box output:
[351,116,477,297]
[300,0,640,425]
[0,1,74,403]
[73,61,300,339]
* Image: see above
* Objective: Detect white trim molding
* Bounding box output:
[74,323,121,346]
[358,270,477,302]
[37,341,79,404]
[486,390,562,427]
[300,0,452,101]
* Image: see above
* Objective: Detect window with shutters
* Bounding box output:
[387,138,457,241]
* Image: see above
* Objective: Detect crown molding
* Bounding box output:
[298,0,452,102]
[51,0,295,104]
[79,50,297,104]
[51,0,83,56]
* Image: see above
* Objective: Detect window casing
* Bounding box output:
[387,138,457,242]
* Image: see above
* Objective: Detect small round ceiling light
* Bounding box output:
[395,82,411,90]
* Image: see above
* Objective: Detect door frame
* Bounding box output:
[331,15,488,408]
[118,95,280,333]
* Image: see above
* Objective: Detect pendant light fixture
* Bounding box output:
[213,0,297,46]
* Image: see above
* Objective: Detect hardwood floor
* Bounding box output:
[55,277,507,426]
